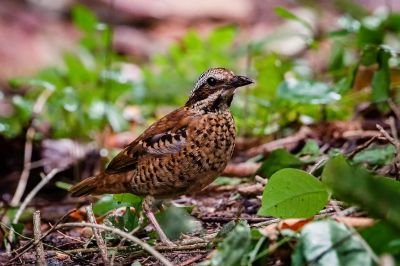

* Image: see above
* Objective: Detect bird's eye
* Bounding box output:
[207,77,217,86]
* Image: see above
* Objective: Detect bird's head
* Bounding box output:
[185,68,254,112]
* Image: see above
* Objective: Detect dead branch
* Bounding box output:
[8,209,76,265]
[377,124,400,179]
[388,98,400,122]
[86,205,110,266]
[33,211,46,266]
[178,254,208,266]
[10,88,54,207]
[223,162,261,177]
[55,222,173,266]
[241,126,312,158]
[13,168,60,225]
[347,135,379,159]
[61,242,210,255]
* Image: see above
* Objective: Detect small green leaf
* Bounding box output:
[93,194,143,216]
[211,221,251,266]
[157,206,202,240]
[213,177,242,185]
[277,80,341,105]
[352,144,395,166]
[292,220,373,266]
[297,140,321,158]
[106,105,129,132]
[329,41,345,71]
[371,48,391,103]
[258,169,329,218]
[274,7,313,31]
[360,45,378,66]
[72,5,99,32]
[258,149,305,177]
[113,193,142,206]
[55,181,72,191]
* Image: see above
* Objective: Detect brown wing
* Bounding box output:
[105,107,196,174]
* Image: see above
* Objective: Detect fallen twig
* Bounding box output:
[240,126,312,158]
[223,162,261,177]
[347,135,379,159]
[9,209,76,264]
[377,124,400,179]
[388,98,400,122]
[61,242,210,255]
[86,205,110,266]
[13,168,61,225]
[33,211,46,266]
[178,253,208,266]
[10,87,54,207]
[55,222,173,266]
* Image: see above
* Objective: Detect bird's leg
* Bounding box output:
[143,195,175,247]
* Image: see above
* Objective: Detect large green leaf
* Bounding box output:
[258,169,329,218]
[322,156,400,230]
[292,220,373,266]
[360,222,400,256]
[277,80,341,104]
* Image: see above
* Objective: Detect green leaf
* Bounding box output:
[211,221,251,266]
[72,5,98,33]
[157,206,202,240]
[357,16,385,46]
[55,181,72,191]
[322,156,400,230]
[360,45,378,66]
[257,149,305,177]
[329,41,345,71]
[277,80,341,105]
[371,48,391,103]
[113,193,142,206]
[106,105,129,132]
[292,220,373,266]
[213,177,242,185]
[297,140,321,158]
[352,144,395,166]
[93,194,143,216]
[360,222,400,255]
[258,169,329,218]
[274,7,313,31]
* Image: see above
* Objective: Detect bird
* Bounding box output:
[69,67,254,245]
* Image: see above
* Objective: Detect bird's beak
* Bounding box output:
[230,75,254,88]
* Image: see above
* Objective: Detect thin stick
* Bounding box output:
[388,98,400,122]
[60,242,210,255]
[86,205,110,266]
[347,135,379,159]
[13,168,60,225]
[242,126,312,158]
[377,124,400,179]
[8,209,76,264]
[33,211,46,266]
[10,88,53,207]
[55,222,173,266]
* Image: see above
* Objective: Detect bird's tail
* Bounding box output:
[69,172,133,197]
[69,176,98,197]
